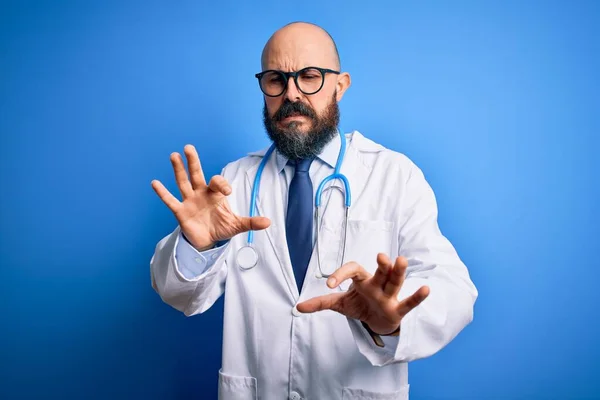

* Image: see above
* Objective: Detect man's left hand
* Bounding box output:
[296,253,430,335]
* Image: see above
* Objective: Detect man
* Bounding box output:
[150,21,477,400]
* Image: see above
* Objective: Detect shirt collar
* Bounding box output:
[274,131,342,173]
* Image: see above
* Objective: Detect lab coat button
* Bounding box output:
[289,391,301,400]
[292,305,302,317]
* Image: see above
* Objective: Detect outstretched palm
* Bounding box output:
[151,144,270,250]
[297,253,430,335]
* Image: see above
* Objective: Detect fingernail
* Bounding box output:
[327,277,336,287]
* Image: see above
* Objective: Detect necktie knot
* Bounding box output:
[294,158,314,173]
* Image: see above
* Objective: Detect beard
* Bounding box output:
[262,93,340,160]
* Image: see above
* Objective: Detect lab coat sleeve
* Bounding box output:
[348,161,478,366]
[150,225,230,316]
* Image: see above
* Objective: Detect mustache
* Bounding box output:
[274,100,317,121]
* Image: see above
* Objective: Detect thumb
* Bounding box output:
[238,216,271,232]
[296,293,345,313]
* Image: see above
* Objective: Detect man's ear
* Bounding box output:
[336,72,351,102]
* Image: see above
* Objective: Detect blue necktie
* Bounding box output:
[286,158,314,292]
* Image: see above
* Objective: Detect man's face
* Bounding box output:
[262,67,340,135]
[259,24,350,159]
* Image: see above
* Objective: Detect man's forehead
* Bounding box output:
[261,22,338,70]
[263,47,330,70]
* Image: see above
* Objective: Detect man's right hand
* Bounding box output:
[151,144,271,251]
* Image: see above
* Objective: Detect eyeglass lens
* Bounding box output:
[260,68,324,96]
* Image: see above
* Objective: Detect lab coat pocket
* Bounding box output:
[342,385,409,400]
[218,369,257,400]
[338,219,394,291]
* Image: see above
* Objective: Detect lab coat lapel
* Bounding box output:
[303,133,372,294]
[341,135,371,220]
[245,156,298,301]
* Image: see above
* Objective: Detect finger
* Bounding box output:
[372,253,393,289]
[170,152,194,199]
[326,261,371,289]
[238,216,271,232]
[151,179,182,212]
[383,256,408,298]
[208,175,232,196]
[183,144,206,189]
[396,286,430,317]
[296,292,345,313]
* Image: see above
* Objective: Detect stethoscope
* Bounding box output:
[236,130,351,278]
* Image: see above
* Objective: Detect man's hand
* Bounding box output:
[151,144,271,251]
[296,253,430,335]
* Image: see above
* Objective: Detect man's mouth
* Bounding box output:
[280,112,307,121]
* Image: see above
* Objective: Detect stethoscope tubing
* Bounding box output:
[238,130,352,272]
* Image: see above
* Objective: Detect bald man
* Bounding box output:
[150,22,478,400]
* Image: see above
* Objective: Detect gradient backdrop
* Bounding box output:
[1,1,598,399]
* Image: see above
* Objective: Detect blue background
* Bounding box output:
[1,1,598,399]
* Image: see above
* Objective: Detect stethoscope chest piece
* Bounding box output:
[237,245,259,270]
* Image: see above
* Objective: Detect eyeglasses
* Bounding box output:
[255,67,340,97]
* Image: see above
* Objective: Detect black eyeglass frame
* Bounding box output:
[254,66,341,97]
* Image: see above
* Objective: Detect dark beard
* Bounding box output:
[262,93,340,160]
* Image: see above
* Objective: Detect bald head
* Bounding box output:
[261,22,341,71]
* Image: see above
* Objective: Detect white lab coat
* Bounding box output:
[150,131,478,400]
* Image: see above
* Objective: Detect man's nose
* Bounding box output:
[284,77,302,102]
